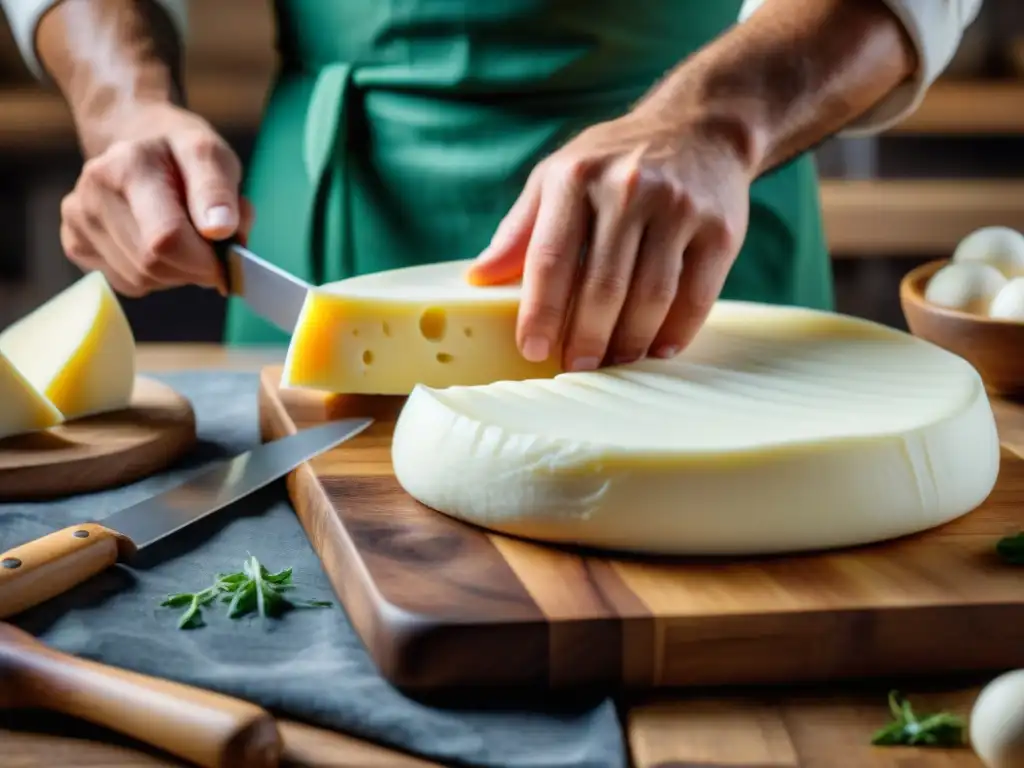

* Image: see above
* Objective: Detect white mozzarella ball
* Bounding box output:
[970,669,1024,768]
[953,226,1024,278]
[989,278,1024,322]
[924,262,1008,315]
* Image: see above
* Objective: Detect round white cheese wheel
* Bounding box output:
[970,669,1024,768]
[989,278,1024,322]
[924,262,1007,315]
[953,226,1024,278]
[392,302,1000,556]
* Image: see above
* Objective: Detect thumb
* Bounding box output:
[465,174,542,286]
[171,133,243,241]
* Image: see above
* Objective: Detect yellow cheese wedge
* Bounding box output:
[392,301,1000,556]
[0,271,136,420]
[282,260,561,394]
[0,351,63,440]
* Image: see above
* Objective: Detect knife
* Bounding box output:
[0,621,283,767]
[0,418,372,620]
[212,238,312,334]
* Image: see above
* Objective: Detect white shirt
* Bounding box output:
[1,0,983,136]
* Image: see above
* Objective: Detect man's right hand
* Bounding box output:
[60,103,254,297]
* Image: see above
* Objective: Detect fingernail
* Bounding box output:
[205,205,236,231]
[570,356,599,372]
[611,354,640,366]
[522,336,549,362]
[653,345,679,359]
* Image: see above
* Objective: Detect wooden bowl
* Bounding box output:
[900,258,1024,398]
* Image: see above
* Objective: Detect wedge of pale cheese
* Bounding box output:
[282,260,561,394]
[392,301,1000,556]
[0,351,63,440]
[0,271,136,420]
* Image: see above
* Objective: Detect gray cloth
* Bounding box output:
[1,371,625,768]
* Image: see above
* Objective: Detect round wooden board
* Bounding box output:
[0,377,197,501]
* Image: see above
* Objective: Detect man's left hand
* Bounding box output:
[467,110,753,371]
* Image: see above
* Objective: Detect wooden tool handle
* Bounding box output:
[0,524,137,620]
[0,622,282,767]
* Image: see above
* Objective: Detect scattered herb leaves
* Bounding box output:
[159,555,332,629]
[871,690,965,748]
[996,532,1024,565]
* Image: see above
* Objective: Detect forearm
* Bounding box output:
[35,0,184,157]
[637,0,917,178]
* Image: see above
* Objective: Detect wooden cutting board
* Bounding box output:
[0,377,196,500]
[258,365,1024,694]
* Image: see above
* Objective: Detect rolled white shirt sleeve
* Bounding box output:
[738,0,984,136]
[0,0,188,80]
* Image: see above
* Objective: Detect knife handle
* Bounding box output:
[210,237,239,296]
[0,622,282,768]
[0,524,136,620]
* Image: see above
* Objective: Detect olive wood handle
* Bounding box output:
[0,622,282,767]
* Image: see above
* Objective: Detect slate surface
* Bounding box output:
[1,371,625,768]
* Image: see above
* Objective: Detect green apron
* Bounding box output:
[225,0,832,345]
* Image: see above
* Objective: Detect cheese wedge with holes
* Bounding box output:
[281,260,561,394]
[0,351,63,440]
[392,301,1000,556]
[0,271,136,420]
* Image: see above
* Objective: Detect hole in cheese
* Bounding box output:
[362,350,374,365]
[280,259,564,395]
[419,308,447,342]
[436,352,453,364]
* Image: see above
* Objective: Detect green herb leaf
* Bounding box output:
[263,567,293,585]
[996,532,1024,565]
[227,581,258,618]
[160,593,196,607]
[871,690,965,748]
[215,572,247,585]
[159,557,333,629]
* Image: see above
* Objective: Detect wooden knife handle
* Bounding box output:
[0,524,137,620]
[0,622,282,768]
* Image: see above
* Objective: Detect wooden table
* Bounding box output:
[4,343,1015,767]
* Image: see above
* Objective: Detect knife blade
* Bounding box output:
[0,418,372,619]
[212,238,312,334]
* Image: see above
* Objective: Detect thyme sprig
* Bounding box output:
[160,555,331,629]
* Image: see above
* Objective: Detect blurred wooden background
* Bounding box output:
[2,0,1024,340]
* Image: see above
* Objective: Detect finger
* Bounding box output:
[60,220,146,298]
[465,169,543,286]
[561,199,645,371]
[62,188,148,295]
[113,153,224,290]
[89,177,197,287]
[603,212,695,365]
[651,222,736,357]
[515,165,591,364]
[169,131,243,240]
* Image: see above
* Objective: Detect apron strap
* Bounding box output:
[303,63,355,285]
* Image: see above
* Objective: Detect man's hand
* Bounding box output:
[59,103,254,297]
[468,113,751,371]
[470,0,919,372]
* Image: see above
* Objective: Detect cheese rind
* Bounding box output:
[0,351,63,440]
[392,302,1000,556]
[281,260,561,394]
[0,271,136,420]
